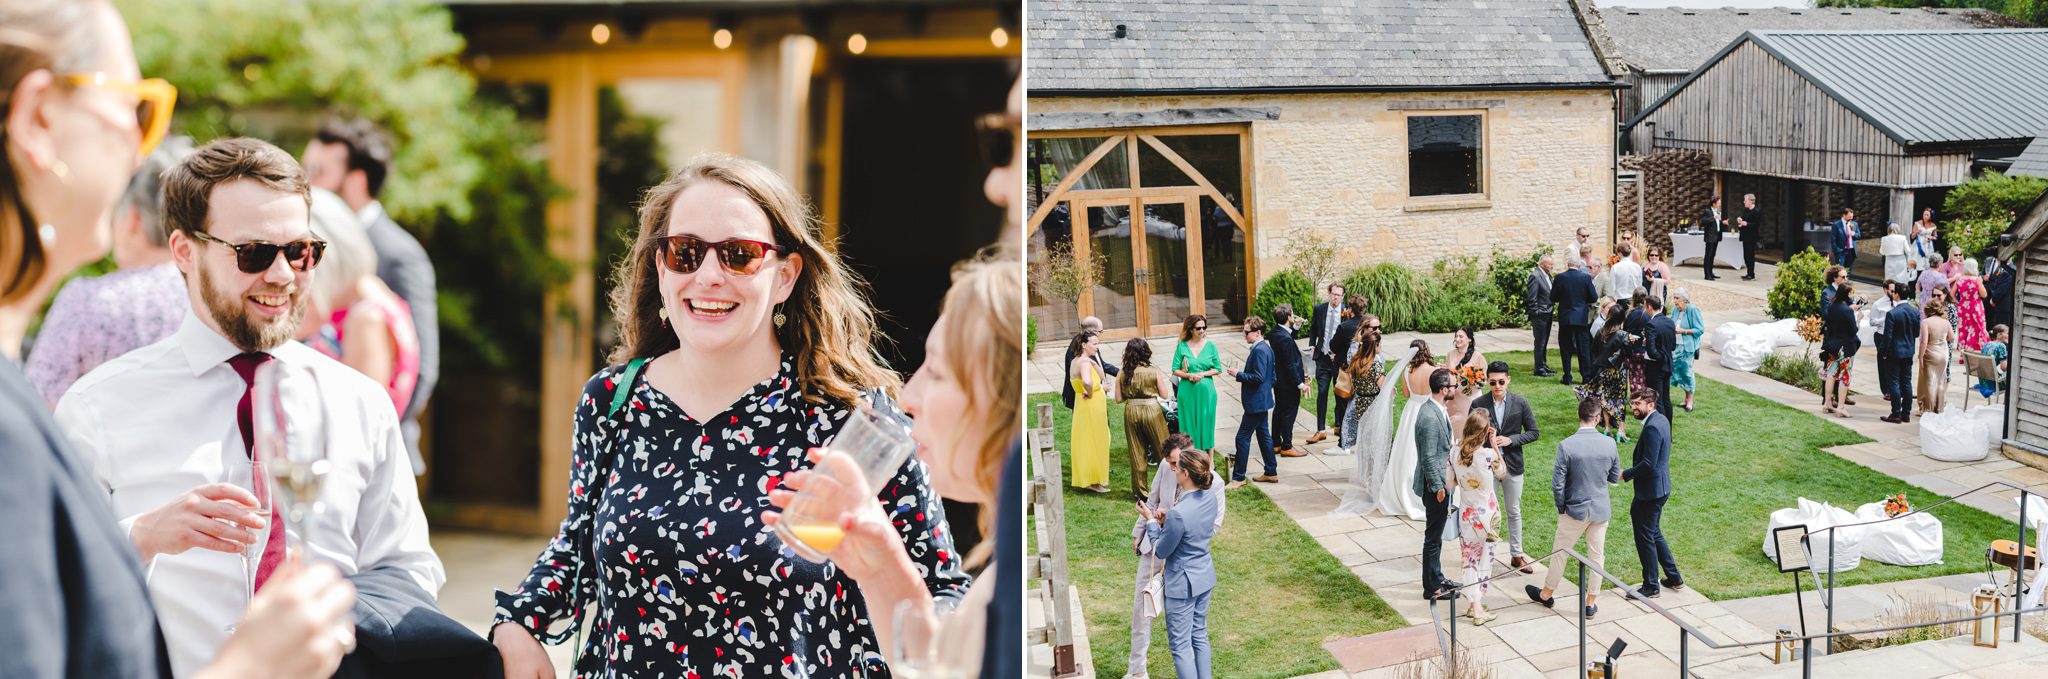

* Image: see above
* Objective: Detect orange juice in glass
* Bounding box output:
[774,402,917,562]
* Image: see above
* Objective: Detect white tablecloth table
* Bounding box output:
[1669,231,1746,271]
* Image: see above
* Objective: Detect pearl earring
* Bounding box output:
[38,223,55,246]
[50,160,70,185]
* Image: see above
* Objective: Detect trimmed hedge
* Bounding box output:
[1768,248,1830,320]
[1251,268,1319,330]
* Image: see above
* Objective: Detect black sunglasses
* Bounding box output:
[657,235,790,276]
[975,112,1019,167]
[1488,379,1509,386]
[1366,324,1383,332]
[189,230,326,274]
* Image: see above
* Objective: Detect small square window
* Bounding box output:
[1407,114,1484,198]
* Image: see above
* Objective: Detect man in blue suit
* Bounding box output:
[1551,257,1599,385]
[1621,391,1683,598]
[1644,296,1678,418]
[1227,317,1278,486]
[1881,282,1923,423]
[1830,207,1860,272]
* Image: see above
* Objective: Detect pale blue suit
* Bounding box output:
[1149,485,1222,679]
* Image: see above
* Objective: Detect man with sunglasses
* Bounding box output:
[303,118,437,478]
[53,138,444,677]
[1469,361,1540,574]
[1224,317,1279,487]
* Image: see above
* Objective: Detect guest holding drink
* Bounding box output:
[1451,410,1507,625]
[1581,305,1633,441]
[1913,209,1939,263]
[1070,330,1113,493]
[1118,337,1174,500]
[1138,450,1223,679]
[1881,223,1910,285]
[491,155,969,678]
[1952,258,1988,352]
[1470,361,1538,574]
[1173,315,1223,456]
[1643,249,1671,301]
[1670,289,1705,412]
[1338,316,1387,453]
[0,3,356,674]
[1821,283,1861,418]
[1916,299,1954,417]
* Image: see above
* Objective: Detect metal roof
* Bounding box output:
[1599,7,2025,74]
[1629,30,2048,147]
[2015,131,2048,179]
[1027,0,1615,95]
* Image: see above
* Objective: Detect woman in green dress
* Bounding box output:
[1171,314,1222,456]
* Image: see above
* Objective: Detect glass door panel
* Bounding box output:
[1138,200,1193,336]
[1084,203,1139,335]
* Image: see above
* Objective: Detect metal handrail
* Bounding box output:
[1422,480,2042,677]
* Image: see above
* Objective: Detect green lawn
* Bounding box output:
[1030,393,1407,679]
[1436,352,2013,600]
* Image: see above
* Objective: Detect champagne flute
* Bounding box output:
[251,362,353,651]
[220,455,271,634]
[891,599,986,678]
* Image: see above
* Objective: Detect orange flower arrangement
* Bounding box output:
[1883,494,1911,518]
[1454,365,1486,392]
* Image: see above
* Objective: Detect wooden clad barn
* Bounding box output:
[1596,7,2027,122]
[2013,129,2048,178]
[1624,29,2048,280]
[1998,186,2048,461]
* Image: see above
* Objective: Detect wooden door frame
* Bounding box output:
[1026,126,1255,337]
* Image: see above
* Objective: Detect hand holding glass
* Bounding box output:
[772,404,918,562]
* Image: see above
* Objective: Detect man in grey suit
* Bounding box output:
[1415,368,1459,600]
[1528,255,1557,377]
[1527,396,1621,619]
[304,119,437,475]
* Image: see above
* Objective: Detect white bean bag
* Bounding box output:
[1712,319,1805,373]
[1764,498,1864,573]
[1921,409,1993,462]
[1853,502,1943,566]
[1969,405,2005,434]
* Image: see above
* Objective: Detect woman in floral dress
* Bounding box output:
[492,156,969,678]
[1452,410,1507,625]
[1952,258,1989,351]
[1579,305,1634,441]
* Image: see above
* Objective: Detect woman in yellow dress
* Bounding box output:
[1069,330,1112,492]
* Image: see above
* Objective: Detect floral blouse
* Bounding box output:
[23,263,187,404]
[495,355,971,678]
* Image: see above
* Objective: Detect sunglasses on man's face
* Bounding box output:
[1488,379,1509,386]
[657,235,790,276]
[975,112,1020,167]
[189,230,327,274]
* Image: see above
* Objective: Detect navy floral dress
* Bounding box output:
[495,355,971,678]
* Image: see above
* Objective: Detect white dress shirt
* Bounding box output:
[55,311,443,678]
[1611,257,1644,301]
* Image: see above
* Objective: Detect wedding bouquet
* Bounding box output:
[1883,494,1911,518]
[1454,365,1486,393]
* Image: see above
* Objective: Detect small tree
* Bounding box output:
[1290,232,1340,293]
[1028,241,1106,310]
[1488,245,1553,322]
[1768,248,1831,320]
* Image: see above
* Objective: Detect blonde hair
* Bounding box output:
[0,0,113,305]
[931,251,1021,569]
[607,153,898,406]
[1458,409,1491,467]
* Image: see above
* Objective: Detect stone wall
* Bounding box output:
[1030,90,1616,285]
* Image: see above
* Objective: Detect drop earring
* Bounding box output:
[773,304,787,328]
[659,307,669,327]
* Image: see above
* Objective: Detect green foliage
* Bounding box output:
[1413,256,1507,333]
[1758,353,1824,395]
[1342,262,1428,332]
[120,0,567,377]
[1945,216,2012,260]
[1768,248,1831,320]
[1944,169,2048,223]
[1815,0,2048,25]
[1250,269,1318,331]
[1026,314,1038,350]
[1488,244,1552,322]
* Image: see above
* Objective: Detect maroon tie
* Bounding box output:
[228,352,286,591]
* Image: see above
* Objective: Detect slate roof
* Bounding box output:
[1028,0,1615,94]
[1600,7,2027,74]
[1631,30,2048,147]
[2014,130,2048,179]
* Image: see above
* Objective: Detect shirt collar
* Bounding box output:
[173,309,322,377]
[356,200,386,228]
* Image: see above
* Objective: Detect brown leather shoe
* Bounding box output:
[1305,431,1329,444]
[1278,447,1307,458]
[1512,556,1533,574]
[1253,475,1280,483]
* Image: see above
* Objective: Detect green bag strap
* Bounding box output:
[569,356,648,663]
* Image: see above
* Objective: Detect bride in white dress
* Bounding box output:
[1332,339,1436,520]
[1377,340,1440,520]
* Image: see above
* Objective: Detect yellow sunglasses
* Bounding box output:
[60,72,177,159]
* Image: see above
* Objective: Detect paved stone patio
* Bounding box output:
[1025,260,2038,678]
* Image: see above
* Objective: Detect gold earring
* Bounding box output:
[773,305,787,328]
[658,307,669,327]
